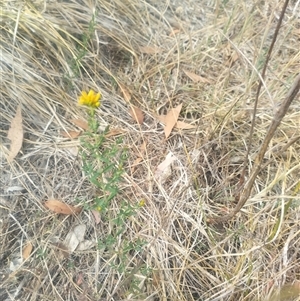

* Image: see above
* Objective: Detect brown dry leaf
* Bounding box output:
[164,103,182,138]
[156,114,166,124]
[76,272,84,286]
[157,115,195,130]
[183,69,212,84]
[91,209,101,224]
[7,105,23,162]
[139,46,162,54]
[129,106,144,124]
[22,242,33,260]
[119,83,131,103]
[155,152,177,183]
[175,121,196,129]
[61,130,81,139]
[70,119,88,130]
[64,224,86,253]
[105,128,126,138]
[45,199,82,215]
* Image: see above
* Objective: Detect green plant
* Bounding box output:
[63,12,97,90]
[78,92,128,215]
[78,91,148,296]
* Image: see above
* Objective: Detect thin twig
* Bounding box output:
[238,0,291,197]
[208,0,293,224]
[209,72,300,224]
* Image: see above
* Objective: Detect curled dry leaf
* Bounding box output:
[64,224,86,253]
[22,242,33,260]
[70,118,89,130]
[183,69,212,84]
[77,240,95,251]
[129,106,144,124]
[61,130,81,139]
[44,199,82,215]
[7,105,23,162]
[155,152,177,183]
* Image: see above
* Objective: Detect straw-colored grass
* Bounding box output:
[1,0,300,300]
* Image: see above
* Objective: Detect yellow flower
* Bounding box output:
[78,89,101,108]
[138,199,145,207]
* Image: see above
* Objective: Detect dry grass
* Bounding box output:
[1,0,300,300]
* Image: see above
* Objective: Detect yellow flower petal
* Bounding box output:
[139,199,145,207]
[78,89,102,108]
[95,92,101,101]
[87,90,93,98]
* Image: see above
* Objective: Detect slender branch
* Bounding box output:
[239,0,290,193]
[209,72,300,224]
[208,0,292,224]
